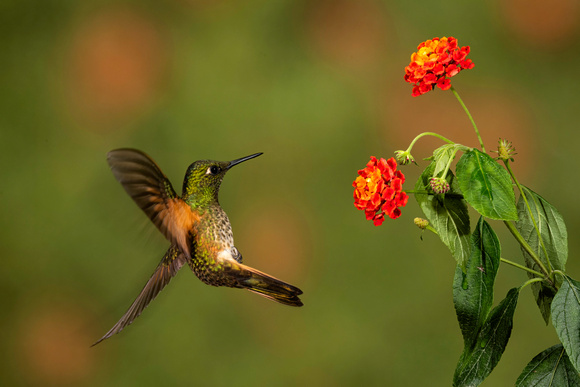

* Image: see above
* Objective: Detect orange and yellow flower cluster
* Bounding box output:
[353,157,408,226]
[404,37,474,97]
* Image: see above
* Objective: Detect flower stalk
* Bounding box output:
[503,220,553,285]
[450,86,485,153]
[503,160,553,275]
[500,258,544,278]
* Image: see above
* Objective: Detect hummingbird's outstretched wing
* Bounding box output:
[107,149,198,258]
[222,260,304,307]
[92,245,187,346]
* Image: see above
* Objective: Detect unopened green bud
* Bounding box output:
[394,150,416,166]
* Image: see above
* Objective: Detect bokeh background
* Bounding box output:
[2,0,580,385]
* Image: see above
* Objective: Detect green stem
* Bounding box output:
[450,86,485,153]
[500,258,544,277]
[440,147,460,178]
[407,132,455,152]
[405,190,465,202]
[425,225,438,235]
[503,220,551,281]
[504,160,553,274]
[552,271,567,291]
[521,277,545,291]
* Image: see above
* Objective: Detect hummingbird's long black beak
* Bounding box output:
[227,152,263,169]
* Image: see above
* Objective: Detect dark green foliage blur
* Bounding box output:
[1,0,579,385]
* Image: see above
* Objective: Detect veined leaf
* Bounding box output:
[456,149,518,221]
[516,344,580,387]
[415,162,471,267]
[516,186,568,324]
[552,276,580,374]
[453,217,501,349]
[431,144,469,178]
[453,287,520,387]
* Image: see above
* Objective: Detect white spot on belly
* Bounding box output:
[217,249,235,262]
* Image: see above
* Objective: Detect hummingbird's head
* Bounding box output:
[182,153,262,206]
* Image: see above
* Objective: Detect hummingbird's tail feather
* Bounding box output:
[91,245,186,347]
[227,262,303,307]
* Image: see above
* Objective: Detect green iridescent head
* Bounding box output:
[182,153,262,206]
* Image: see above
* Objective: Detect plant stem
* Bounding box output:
[503,220,551,281]
[425,225,438,235]
[404,189,464,199]
[504,160,552,273]
[440,147,460,179]
[552,271,567,291]
[450,86,485,153]
[500,258,544,277]
[521,277,545,290]
[407,132,455,152]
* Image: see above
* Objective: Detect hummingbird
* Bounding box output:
[92,148,303,346]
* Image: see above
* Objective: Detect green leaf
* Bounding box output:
[456,149,518,221]
[431,144,469,177]
[552,276,580,373]
[415,162,471,267]
[453,217,501,349]
[453,287,520,387]
[516,344,580,387]
[517,186,568,324]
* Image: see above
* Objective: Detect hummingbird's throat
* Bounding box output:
[184,188,219,211]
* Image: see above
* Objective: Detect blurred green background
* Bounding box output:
[2,0,580,385]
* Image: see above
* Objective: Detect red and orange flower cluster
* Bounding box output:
[353,157,408,226]
[404,36,474,97]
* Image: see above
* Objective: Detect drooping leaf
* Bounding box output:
[453,217,501,349]
[415,162,471,267]
[431,144,470,177]
[516,344,580,387]
[453,287,520,387]
[552,276,580,373]
[516,186,568,324]
[456,149,518,221]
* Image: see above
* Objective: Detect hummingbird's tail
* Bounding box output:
[227,262,303,307]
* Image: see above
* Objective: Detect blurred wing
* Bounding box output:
[92,245,186,346]
[107,148,198,257]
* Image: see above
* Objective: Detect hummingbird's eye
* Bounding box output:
[207,165,220,175]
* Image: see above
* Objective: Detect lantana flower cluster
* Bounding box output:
[404,36,474,97]
[353,157,408,226]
